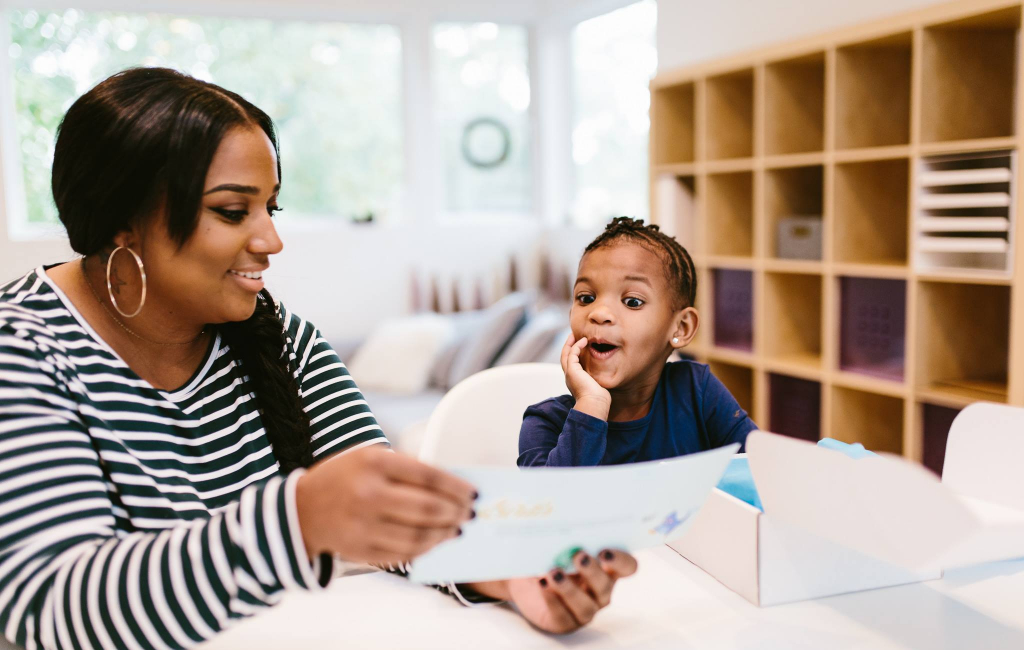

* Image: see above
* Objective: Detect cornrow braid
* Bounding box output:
[584,216,697,309]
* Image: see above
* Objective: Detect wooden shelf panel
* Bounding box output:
[652,82,695,164]
[706,171,754,257]
[765,165,824,261]
[708,360,755,416]
[765,271,823,369]
[915,281,1010,402]
[765,52,826,155]
[706,69,755,161]
[834,158,910,265]
[829,386,904,454]
[835,33,912,149]
[920,7,1020,143]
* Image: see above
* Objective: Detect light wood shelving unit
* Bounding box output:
[650,0,1024,473]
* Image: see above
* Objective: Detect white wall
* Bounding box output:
[656,0,943,71]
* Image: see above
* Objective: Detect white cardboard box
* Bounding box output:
[669,402,1024,606]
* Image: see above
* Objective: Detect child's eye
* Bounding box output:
[623,297,645,309]
[576,294,595,305]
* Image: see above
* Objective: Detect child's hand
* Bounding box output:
[560,333,611,421]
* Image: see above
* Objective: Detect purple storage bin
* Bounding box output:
[839,277,906,380]
[922,403,961,476]
[713,269,753,351]
[769,373,821,442]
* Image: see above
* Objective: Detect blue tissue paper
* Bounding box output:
[716,457,763,511]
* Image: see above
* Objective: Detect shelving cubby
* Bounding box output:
[835,33,912,150]
[765,52,826,155]
[768,373,821,442]
[706,171,754,257]
[916,281,1010,402]
[920,7,1020,144]
[833,158,909,265]
[711,268,754,352]
[838,276,906,381]
[708,360,754,416]
[651,82,695,165]
[920,402,962,476]
[706,69,755,160]
[654,174,698,254]
[764,271,822,369]
[829,387,904,454]
[765,165,824,261]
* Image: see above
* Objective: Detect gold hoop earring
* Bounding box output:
[106,246,146,319]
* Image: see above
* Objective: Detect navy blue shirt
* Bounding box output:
[518,361,756,467]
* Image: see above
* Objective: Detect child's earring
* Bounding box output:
[672,337,679,345]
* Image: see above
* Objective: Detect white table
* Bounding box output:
[202,546,1024,650]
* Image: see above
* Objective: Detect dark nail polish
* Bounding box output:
[457,528,463,536]
[472,491,479,500]
[601,550,614,562]
[580,554,590,566]
[539,578,548,588]
[553,570,565,583]
[469,510,477,520]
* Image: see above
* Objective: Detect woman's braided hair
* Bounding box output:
[584,217,698,309]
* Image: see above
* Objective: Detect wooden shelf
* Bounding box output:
[706,171,754,257]
[765,165,824,261]
[706,69,755,161]
[835,33,912,149]
[764,271,823,370]
[830,386,904,454]
[650,0,1024,465]
[834,158,909,265]
[920,7,1019,143]
[916,281,1010,403]
[765,52,826,155]
[708,360,754,415]
[652,82,695,164]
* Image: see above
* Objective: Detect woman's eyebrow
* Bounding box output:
[203,183,281,195]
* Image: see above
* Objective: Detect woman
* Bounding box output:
[0,67,636,649]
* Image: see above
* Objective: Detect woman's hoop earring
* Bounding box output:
[106,246,147,318]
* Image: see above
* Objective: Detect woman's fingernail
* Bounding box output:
[601,550,614,562]
[539,578,548,588]
[580,554,591,567]
[553,570,565,583]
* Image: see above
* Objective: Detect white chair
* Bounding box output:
[418,363,567,466]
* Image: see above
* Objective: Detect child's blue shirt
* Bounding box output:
[518,360,756,467]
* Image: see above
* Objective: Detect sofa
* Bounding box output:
[336,291,571,456]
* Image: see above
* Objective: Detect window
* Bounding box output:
[571,1,657,227]
[5,9,403,227]
[433,22,532,215]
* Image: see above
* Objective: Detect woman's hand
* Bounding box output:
[295,446,476,565]
[560,333,611,421]
[470,549,638,634]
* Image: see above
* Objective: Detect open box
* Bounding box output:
[668,402,1024,606]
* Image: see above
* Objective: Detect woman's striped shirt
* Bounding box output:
[0,267,391,650]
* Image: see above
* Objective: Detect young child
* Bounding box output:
[518,217,756,467]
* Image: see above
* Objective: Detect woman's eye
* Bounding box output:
[576,294,595,305]
[212,207,247,222]
[624,297,645,309]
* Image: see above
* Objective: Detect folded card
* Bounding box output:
[408,444,738,584]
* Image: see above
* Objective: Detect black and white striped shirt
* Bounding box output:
[0,267,394,649]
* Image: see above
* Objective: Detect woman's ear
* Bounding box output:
[670,307,699,349]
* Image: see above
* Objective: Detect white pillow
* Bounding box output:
[347,314,454,395]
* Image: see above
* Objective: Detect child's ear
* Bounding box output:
[670,307,699,349]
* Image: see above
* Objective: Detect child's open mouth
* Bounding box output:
[589,341,620,360]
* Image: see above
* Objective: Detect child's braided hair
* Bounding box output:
[584,217,697,310]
